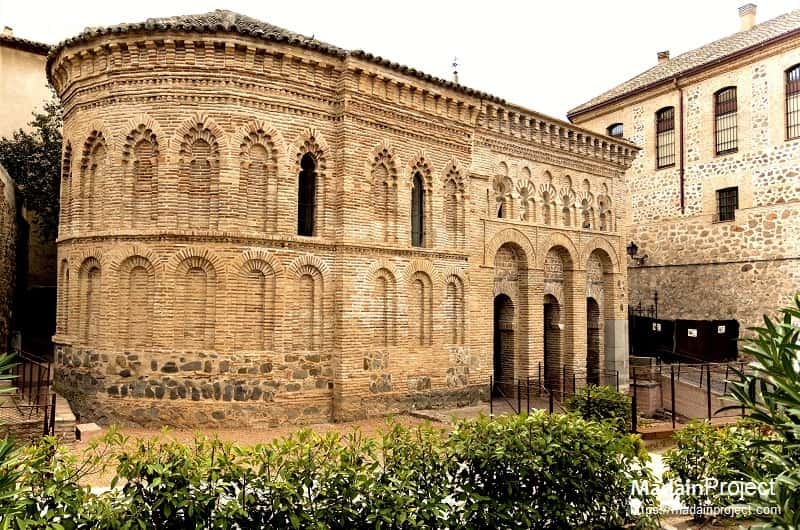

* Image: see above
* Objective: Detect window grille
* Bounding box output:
[607,123,623,138]
[716,187,738,222]
[714,87,738,155]
[656,107,675,168]
[787,65,800,139]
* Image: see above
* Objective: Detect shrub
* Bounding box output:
[564,384,631,433]
[662,419,776,515]
[0,413,659,529]
[447,412,658,529]
[726,295,800,528]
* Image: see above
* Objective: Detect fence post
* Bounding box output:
[670,365,676,430]
[562,364,567,400]
[42,403,49,436]
[489,375,493,416]
[526,378,531,414]
[517,379,521,414]
[538,362,542,396]
[706,364,712,421]
[740,362,746,418]
[549,390,554,414]
[615,370,619,392]
[631,369,638,433]
[50,392,56,436]
[572,372,576,397]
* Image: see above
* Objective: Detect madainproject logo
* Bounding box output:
[630,478,782,517]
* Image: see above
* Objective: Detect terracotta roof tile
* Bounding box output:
[567,9,800,119]
[0,33,50,55]
[47,9,505,103]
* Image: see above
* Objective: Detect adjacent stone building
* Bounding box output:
[48,10,636,427]
[0,163,16,350]
[0,27,51,138]
[569,4,800,331]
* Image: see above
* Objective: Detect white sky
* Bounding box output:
[2,0,799,119]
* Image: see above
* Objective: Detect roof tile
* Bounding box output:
[568,9,800,118]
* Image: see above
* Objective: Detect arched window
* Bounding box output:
[445,276,465,345]
[373,271,396,347]
[714,87,738,155]
[60,144,72,232]
[411,172,425,247]
[607,123,623,138]
[409,272,432,345]
[132,139,157,227]
[655,107,675,169]
[58,260,69,334]
[234,261,276,351]
[79,260,101,343]
[294,266,323,350]
[786,65,800,139]
[123,263,154,349]
[297,153,316,236]
[81,133,107,230]
[189,140,212,229]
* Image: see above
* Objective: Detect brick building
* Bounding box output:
[48,10,636,426]
[569,4,800,332]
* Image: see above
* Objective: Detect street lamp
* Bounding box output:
[626,241,647,265]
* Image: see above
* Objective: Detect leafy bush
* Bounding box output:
[662,419,776,515]
[726,295,800,528]
[564,384,632,433]
[0,412,659,529]
[446,412,657,529]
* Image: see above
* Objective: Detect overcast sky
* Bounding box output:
[2,0,799,119]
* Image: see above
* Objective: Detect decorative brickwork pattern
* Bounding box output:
[49,11,634,426]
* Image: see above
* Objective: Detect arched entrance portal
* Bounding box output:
[543,294,561,394]
[493,294,514,394]
[587,297,601,385]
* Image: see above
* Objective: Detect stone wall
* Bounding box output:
[572,37,800,331]
[0,164,16,351]
[48,12,635,427]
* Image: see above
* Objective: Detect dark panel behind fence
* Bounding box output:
[629,316,738,363]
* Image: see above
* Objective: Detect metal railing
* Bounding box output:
[489,365,621,417]
[630,361,748,433]
[0,352,57,437]
[10,351,51,410]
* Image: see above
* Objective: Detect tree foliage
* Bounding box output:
[725,295,800,528]
[0,94,63,241]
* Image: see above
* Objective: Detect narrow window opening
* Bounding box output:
[411,172,424,247]
[297,153,316,236]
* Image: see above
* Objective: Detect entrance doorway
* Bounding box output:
[543,294,561,394]
[587,297,601,385]
[493,294,514,394]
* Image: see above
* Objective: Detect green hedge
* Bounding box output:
[662,419,777,515]
[0,412,659,529]
[564,384,632,433]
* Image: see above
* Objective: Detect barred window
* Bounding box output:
[716,187,738,222]
[714,87,738,155]
[655,107,675,169]
[786,65,800,139]
[607,123,623,138]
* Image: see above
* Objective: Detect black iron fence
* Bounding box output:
[488,365,621,416]
[0,352,57,437]
[629,361,748,433]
